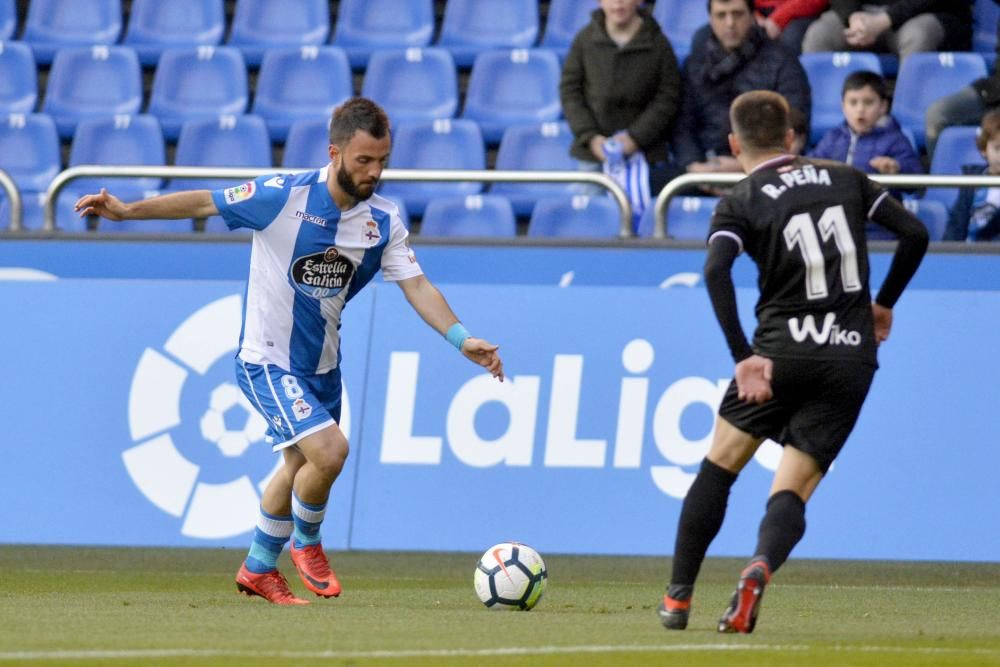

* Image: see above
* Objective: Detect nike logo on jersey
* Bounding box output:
[788,313,862,346]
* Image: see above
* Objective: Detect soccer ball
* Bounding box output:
[473,542,547,610]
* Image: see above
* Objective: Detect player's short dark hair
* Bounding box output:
[977,109,1000,151]
[329,97,390,146]
[730,90,790,153]
[842,70,888,101]
[707,0,754,13]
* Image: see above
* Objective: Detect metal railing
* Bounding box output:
[41,166,633,236]
[0,169,21,231]
[652,172,1000,239]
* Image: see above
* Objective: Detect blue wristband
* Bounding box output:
[445,323,471,351]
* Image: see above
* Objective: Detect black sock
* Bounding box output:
[668,458,739,597]
[752,490,807,573]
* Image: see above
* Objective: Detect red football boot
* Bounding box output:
[289,542,342,598]
[235,563,309,605]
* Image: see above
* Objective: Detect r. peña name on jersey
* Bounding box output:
[762,164,832,200]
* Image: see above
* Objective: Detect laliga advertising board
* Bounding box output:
[0,277,997,562]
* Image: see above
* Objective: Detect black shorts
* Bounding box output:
[718,358,876,474]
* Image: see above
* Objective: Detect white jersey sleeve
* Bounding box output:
[380,206,423,282]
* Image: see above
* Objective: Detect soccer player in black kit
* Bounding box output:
[658,90,928,633]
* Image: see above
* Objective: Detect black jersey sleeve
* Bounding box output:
[869,190,929,308]
[704,233,754,363]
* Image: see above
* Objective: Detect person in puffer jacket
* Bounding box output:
[808,70,922,199]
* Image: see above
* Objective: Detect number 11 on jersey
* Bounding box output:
[783,204,862,301]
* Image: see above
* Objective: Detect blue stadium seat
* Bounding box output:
[282,118,330,168]
[419,194,516,237]
[43,46,143,139]
[22,0,122,65]
[799,52,882,146]
[0,42,38,115]
[925,125,985,209]
[893,52,988,151]
[361,48,458,125]
[540,0,597,59]
[228,0,330,67]
[527,195,621,238]
[905,198,949,242]
[0,190,90,232]
[123,0,225,67]
[462,49,562,144]
[0,113,60,193]
[68,115,166,194]
[377,118,486,217]
[636,196,720,239]
[653,0,707,64]
[110,215,195,234]
[251,47,351,142]
[0,0,15,40]
[148,46,249,141]
[490,121,576,216]
[438,0,539,68]
[665,196,718,240]
[332,0,434,69]
[974,0,1000,55]
[171,114,272,192]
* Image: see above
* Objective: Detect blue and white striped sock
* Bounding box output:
[244,508,293,574]
[292,492,327,549]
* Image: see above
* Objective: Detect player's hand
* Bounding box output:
[872,303,893,345]
[870,156,899,175]
[735,354,773,404]
[74,188,128,220]
[461,337,504,382]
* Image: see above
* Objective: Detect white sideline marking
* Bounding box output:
[0,644,997,661]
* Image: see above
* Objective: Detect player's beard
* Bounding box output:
[337,160,376,202]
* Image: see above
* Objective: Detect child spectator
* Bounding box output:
[808,70,923,191]
[944,109,1000,242]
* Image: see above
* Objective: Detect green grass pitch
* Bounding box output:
[1,546,998,666]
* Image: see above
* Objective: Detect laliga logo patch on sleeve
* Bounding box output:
[224,182,256,205]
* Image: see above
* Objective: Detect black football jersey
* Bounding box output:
[709,155,888,365]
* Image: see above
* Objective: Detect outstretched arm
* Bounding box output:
[74,188,218,221]
[396,274,504,381]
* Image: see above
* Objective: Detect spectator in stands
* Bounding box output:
[559,0,681,194]
[801,0,972,63]
[808,70,923,194]
[754,0,829,54]
[789,106,809,155]
[944,109,1000,242]
[672,0,811,182]
[926,9,1000,159]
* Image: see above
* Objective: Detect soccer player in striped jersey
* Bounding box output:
[76,98,505,605]
[657,90,927,633]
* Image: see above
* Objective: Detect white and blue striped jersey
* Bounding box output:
[211,166,422,376]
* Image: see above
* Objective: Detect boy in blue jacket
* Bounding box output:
[944,109,1000,242]
[809,70,923,195]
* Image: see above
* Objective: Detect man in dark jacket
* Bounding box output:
[802,0,972,62]
[672,0,811,176]
[559,0,680,173]
[926,4,999,158]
